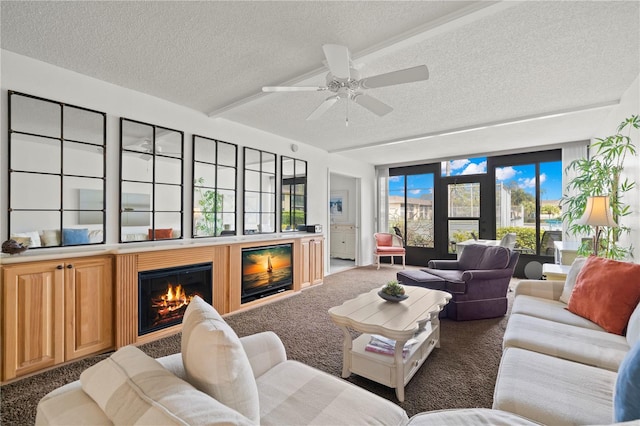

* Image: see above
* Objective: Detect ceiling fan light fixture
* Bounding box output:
[263,44,429,122]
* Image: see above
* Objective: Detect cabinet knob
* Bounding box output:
[56,265,63,270]
[66,264,73,269]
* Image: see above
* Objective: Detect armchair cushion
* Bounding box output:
[457,244,509,270]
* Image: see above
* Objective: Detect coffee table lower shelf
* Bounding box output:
[349,323,438,395]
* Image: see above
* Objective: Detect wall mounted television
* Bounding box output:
[241,243,293,303]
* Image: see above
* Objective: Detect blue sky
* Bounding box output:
[389,158,563,201]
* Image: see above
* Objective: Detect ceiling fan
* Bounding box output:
[124,139,181,159]
[262,44,429,123]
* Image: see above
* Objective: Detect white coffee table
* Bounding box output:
[328,286,451,402]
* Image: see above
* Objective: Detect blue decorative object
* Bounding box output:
[62,228,90,246]
[614,341,640,421]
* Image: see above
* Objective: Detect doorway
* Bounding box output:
[329,173,358,275]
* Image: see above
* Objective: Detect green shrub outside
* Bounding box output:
[497,226,536,251]
[452,227,536,252]
[281,210,305,230]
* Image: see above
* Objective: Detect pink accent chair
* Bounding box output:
[373,233,406,270]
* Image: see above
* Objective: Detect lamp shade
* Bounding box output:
[577,196,617,227]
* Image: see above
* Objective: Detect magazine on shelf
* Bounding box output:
[364,334,418,358]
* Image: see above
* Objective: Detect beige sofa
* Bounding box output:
[36,295,540,426]
[492,269,640,425]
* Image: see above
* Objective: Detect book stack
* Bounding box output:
[364,334,418,358]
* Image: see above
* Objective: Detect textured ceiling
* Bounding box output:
[2,1,639,166]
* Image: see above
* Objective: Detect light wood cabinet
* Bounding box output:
[330,224,355,260]
[2,256,113,381]
[300,237,324,288]
[65,257,113,361]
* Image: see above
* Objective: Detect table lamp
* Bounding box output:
[577,195,617,256]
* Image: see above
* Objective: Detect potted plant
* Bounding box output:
[561,115,639,259]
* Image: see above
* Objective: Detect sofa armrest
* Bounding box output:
[513,279,564,301]
[240,331,287,379]
[462,268,514,281]
[427,260,460,270]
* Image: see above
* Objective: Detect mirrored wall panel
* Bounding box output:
[192,135,238,237]
[120,118,183,242]
[243,147,276,234]
[281,156,307,231]
[8,91,106,248]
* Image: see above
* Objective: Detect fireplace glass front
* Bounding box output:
[138,262,212,335]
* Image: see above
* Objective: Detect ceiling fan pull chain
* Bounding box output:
[346,94,349,127]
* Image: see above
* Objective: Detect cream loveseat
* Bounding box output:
[492,256,640,425]
[36,296,409,425]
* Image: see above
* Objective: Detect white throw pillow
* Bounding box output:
[181,296,260,423]
[559,257,587,304]
[11,231,42,248]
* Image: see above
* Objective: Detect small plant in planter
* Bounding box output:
[382,280,406,296]
[561,115,639,260]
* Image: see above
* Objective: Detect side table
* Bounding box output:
[542,263,571,281]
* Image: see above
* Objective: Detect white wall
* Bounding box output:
[591,75,640,261]
[0,50,378,273]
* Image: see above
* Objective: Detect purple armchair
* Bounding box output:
[397,244,518,320]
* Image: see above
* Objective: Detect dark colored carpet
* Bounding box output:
[0,266,513,425]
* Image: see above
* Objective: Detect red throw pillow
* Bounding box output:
[567,256,640,335]
[148,228,173,240]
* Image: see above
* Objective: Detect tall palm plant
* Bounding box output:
[561,115,639,260]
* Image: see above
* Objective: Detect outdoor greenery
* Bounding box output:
[281,210,305,231]
[561,115,639,260]
[194,177,223,236]
[496,227,537,253]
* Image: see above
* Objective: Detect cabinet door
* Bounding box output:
[310,238,324,285]
[2,262,64,380]
[65,257,114,360]
[300,238,312,288]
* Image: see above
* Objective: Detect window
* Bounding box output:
[493,152,562,255]
[243,147,276,234]
[8,91,106,248]
[120,118,183,242]
[281,156,307,231]
[441,157,487,176]
[192,135,238,237]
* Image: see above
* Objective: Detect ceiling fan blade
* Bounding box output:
[352,93,393,117]
[307,95,339,120]
[322,44,351,79]
[359,65,429,89]
[262,86,326,92]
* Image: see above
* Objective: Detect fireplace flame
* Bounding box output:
[152,283,193,317]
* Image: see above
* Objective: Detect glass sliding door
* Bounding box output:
[388,165,437,264]
[491,150,562,278]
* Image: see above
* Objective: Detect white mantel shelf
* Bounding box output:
[0,231,324,265]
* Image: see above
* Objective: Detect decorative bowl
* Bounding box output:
[378,290,408,303]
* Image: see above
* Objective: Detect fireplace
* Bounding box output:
[138,263,213,335]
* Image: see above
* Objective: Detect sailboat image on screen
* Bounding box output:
[241,243,293,303]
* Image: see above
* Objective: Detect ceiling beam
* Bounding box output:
[327,100,621,154]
